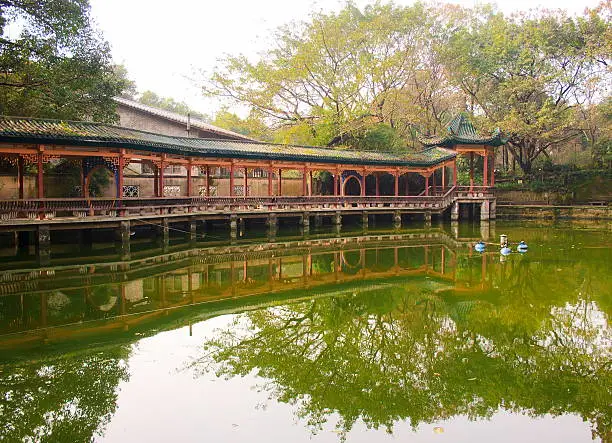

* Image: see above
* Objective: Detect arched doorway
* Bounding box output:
[343,176,361,196]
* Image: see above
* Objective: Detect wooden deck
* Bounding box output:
[0,186,495,229]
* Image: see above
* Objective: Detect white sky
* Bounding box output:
[89,0,602,116]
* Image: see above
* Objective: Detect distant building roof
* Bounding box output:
[0,117,456,168]
[114,96,256,142]
[418,113,505,148]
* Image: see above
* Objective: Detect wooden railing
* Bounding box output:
[0,186,494,221]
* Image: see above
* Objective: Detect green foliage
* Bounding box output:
[0,0,128,122]
[196,250,611,439]
[205,1,610,168]
[0,347,130,442]
[343,123,406,153]
[211,107,272,141]
[443,6,611,174]
[204,2,465,148]
[139,90,209,121]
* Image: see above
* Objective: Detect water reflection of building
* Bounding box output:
[0,231,498,350]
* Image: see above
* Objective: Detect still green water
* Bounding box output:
[0,222,610,442]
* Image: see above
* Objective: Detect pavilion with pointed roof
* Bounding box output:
[418,114,505,188]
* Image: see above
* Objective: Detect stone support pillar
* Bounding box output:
[451,200,459,221]
[301,212,310,235]
[362,211,369,230]
[481,200,490,221]
[116,220,131,261]
[333,211,342,227]
[424,211,432,228]
[393,210,402,229]
[490,199,496,219]
[36,224,50,266]
[159,218,169,252]
[480,221,491,240]
[189,219,197,244]
[230,214,238,242]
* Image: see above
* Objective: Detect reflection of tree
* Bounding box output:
[0,346,130,442]
[195,281,610,440]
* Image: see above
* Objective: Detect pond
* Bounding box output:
[0,221,610,442]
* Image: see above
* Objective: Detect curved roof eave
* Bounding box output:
[0,116,457,168]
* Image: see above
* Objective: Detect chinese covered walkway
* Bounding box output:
[0,115,500,264]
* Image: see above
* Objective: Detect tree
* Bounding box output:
[0,0,128,122]
[138,90,209,120]
[443,7,611,174]
[211,107,272,141]
[0,346,130,442]
[194,247,611,440]
[113,64,138,100]
[203,2,465,149]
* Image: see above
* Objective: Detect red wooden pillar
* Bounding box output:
[278,168,282,195]
[405,173,410,196]
[153,167,159,197]
[206,166,210,196]
[229,163,235,196]
[117,152,125,198]
[469,152,474,190]
[18,156,24,199]
[334,171,339,196]
[360,169,366,196]
[442,166,446,191]
[186,163,192,196]
[375,173,380,197]
[490,155,495,187]
[394,171,399,196]
[159,159,165,197]
[37,151,44,199]
[309,170,313,196]
[432,170,436,193]
[425,174,430,196]
[244,167,248,196]
[483,153,488,186]
[302,167,307,196]
[267,168,273,196]
[453,161,457,187]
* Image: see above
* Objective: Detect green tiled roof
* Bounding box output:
[418,113,505,148]
[0,116,456,167]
